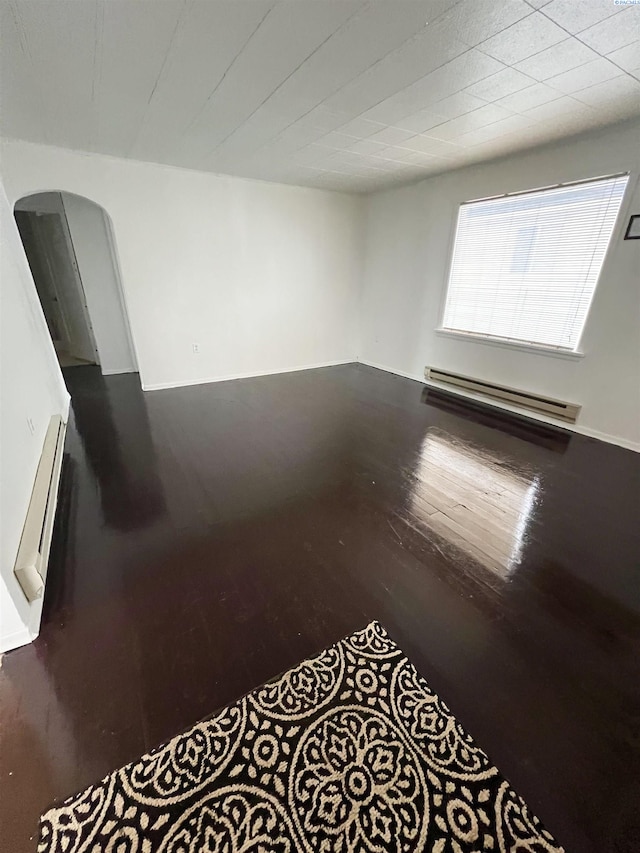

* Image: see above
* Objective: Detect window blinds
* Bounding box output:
[441,173,629,351]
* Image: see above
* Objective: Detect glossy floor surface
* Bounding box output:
[1,364,639,853]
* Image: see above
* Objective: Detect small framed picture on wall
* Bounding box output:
[624,215,640,240]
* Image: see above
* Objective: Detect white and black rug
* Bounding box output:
[39,622,563,852]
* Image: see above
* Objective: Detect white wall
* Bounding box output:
[0,179,69,653]
[360,119,640,449]
[1,140,363,391]
[62,193,137,375]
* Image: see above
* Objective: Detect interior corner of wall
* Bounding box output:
[0,575,31,654]
[0,626,32,655]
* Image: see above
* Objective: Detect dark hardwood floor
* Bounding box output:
[1,363,639,853]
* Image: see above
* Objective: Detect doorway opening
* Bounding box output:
[14,192,137,377]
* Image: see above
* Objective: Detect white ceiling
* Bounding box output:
[1,0,639,193]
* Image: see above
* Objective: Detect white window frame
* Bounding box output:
[436,172,633,360]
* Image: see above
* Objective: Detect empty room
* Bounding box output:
[1,1,639,852]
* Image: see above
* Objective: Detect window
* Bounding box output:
[441,173,629,352]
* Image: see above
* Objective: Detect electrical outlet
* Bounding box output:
[27,417,35,435]
[192,343,200,354]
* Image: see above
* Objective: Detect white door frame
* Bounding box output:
[56,202,101,363]
[36,209,100,364]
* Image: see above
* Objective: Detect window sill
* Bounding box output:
[435,328,585,360]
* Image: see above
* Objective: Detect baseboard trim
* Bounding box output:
[0,625,32,655]
[141,360,356,392]
[359,359,640,453]
[101,367,137,376]
[134,355,638,452]
[358,360,422,385]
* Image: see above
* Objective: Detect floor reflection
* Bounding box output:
[408,431,539,579]
[421,387,571,453]
[66,368,166,531]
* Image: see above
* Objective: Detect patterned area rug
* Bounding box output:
[39,622,564,852]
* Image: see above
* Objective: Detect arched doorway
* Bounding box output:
[14,191,137,376]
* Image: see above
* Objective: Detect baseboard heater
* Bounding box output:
[424,367,581,423]
[14,415,67,602]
